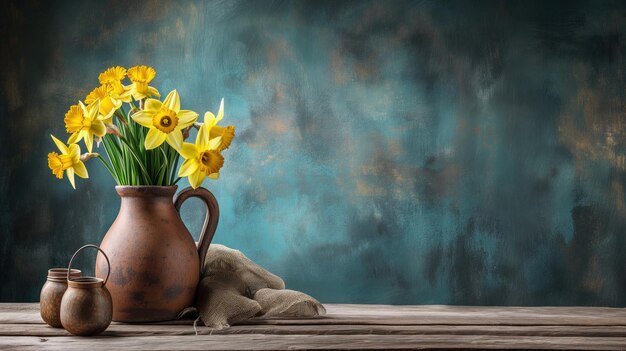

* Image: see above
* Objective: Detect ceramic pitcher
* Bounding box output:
[95,186,218,322]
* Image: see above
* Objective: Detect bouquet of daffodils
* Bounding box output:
[47,66,235,189]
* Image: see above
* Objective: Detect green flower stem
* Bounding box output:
[98,101,185,186]
[100,137,123,184]
[114,110,128,126]
[119,136,152,184]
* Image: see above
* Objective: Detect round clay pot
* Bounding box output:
[60,277,112,336]
[40,268,81,328]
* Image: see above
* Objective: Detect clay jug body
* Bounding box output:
[95,185,219,322]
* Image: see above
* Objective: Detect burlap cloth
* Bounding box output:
[192,244,326,329]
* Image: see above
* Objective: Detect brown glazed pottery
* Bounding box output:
[95,186,219,322]
[60,245,113,336]
[40,268,81,327]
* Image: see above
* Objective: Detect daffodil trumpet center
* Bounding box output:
[135,81,148,94]
[197,150,224,175]
[100,97,117,113]
[64,105,85,134]
[111,80,125,95]
[128,66,155,86]
[99,66,127,86]
[209,125,225,136]
[48,152,73,179]
[152,108,179,133]
[209,125,235,151]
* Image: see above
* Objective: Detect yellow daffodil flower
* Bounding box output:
[204,98,236,151]
[178,116,224,189]
[98,66,132,103]
[131,90,198,150]
[85,85,122,124]
[64,100,105,153]
[47,135,88,189]
[127,65,160,100]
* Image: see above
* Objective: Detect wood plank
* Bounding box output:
[6,302,626,317]
[3,303,626,326]
[2,303,626,350]
[2,323,626,338]
[1,334,626,350]
[311,304,626,323]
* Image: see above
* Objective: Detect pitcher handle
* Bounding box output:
[173,186,220,273]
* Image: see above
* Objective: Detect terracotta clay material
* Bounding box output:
[60,277,112,336]
[60,245,113,336]
[40,268,81,328]
[95,186,219,322]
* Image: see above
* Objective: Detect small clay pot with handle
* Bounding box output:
[60,245,113,336]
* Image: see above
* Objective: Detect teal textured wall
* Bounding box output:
[2,0,626,305]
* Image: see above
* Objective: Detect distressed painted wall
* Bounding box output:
[1,0,626,305]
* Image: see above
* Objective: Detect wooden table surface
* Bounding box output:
[1,303,626,350]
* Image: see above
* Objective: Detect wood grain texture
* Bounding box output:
[3,323,626,338]
[3,335,626,351]
[1,303,626,350]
